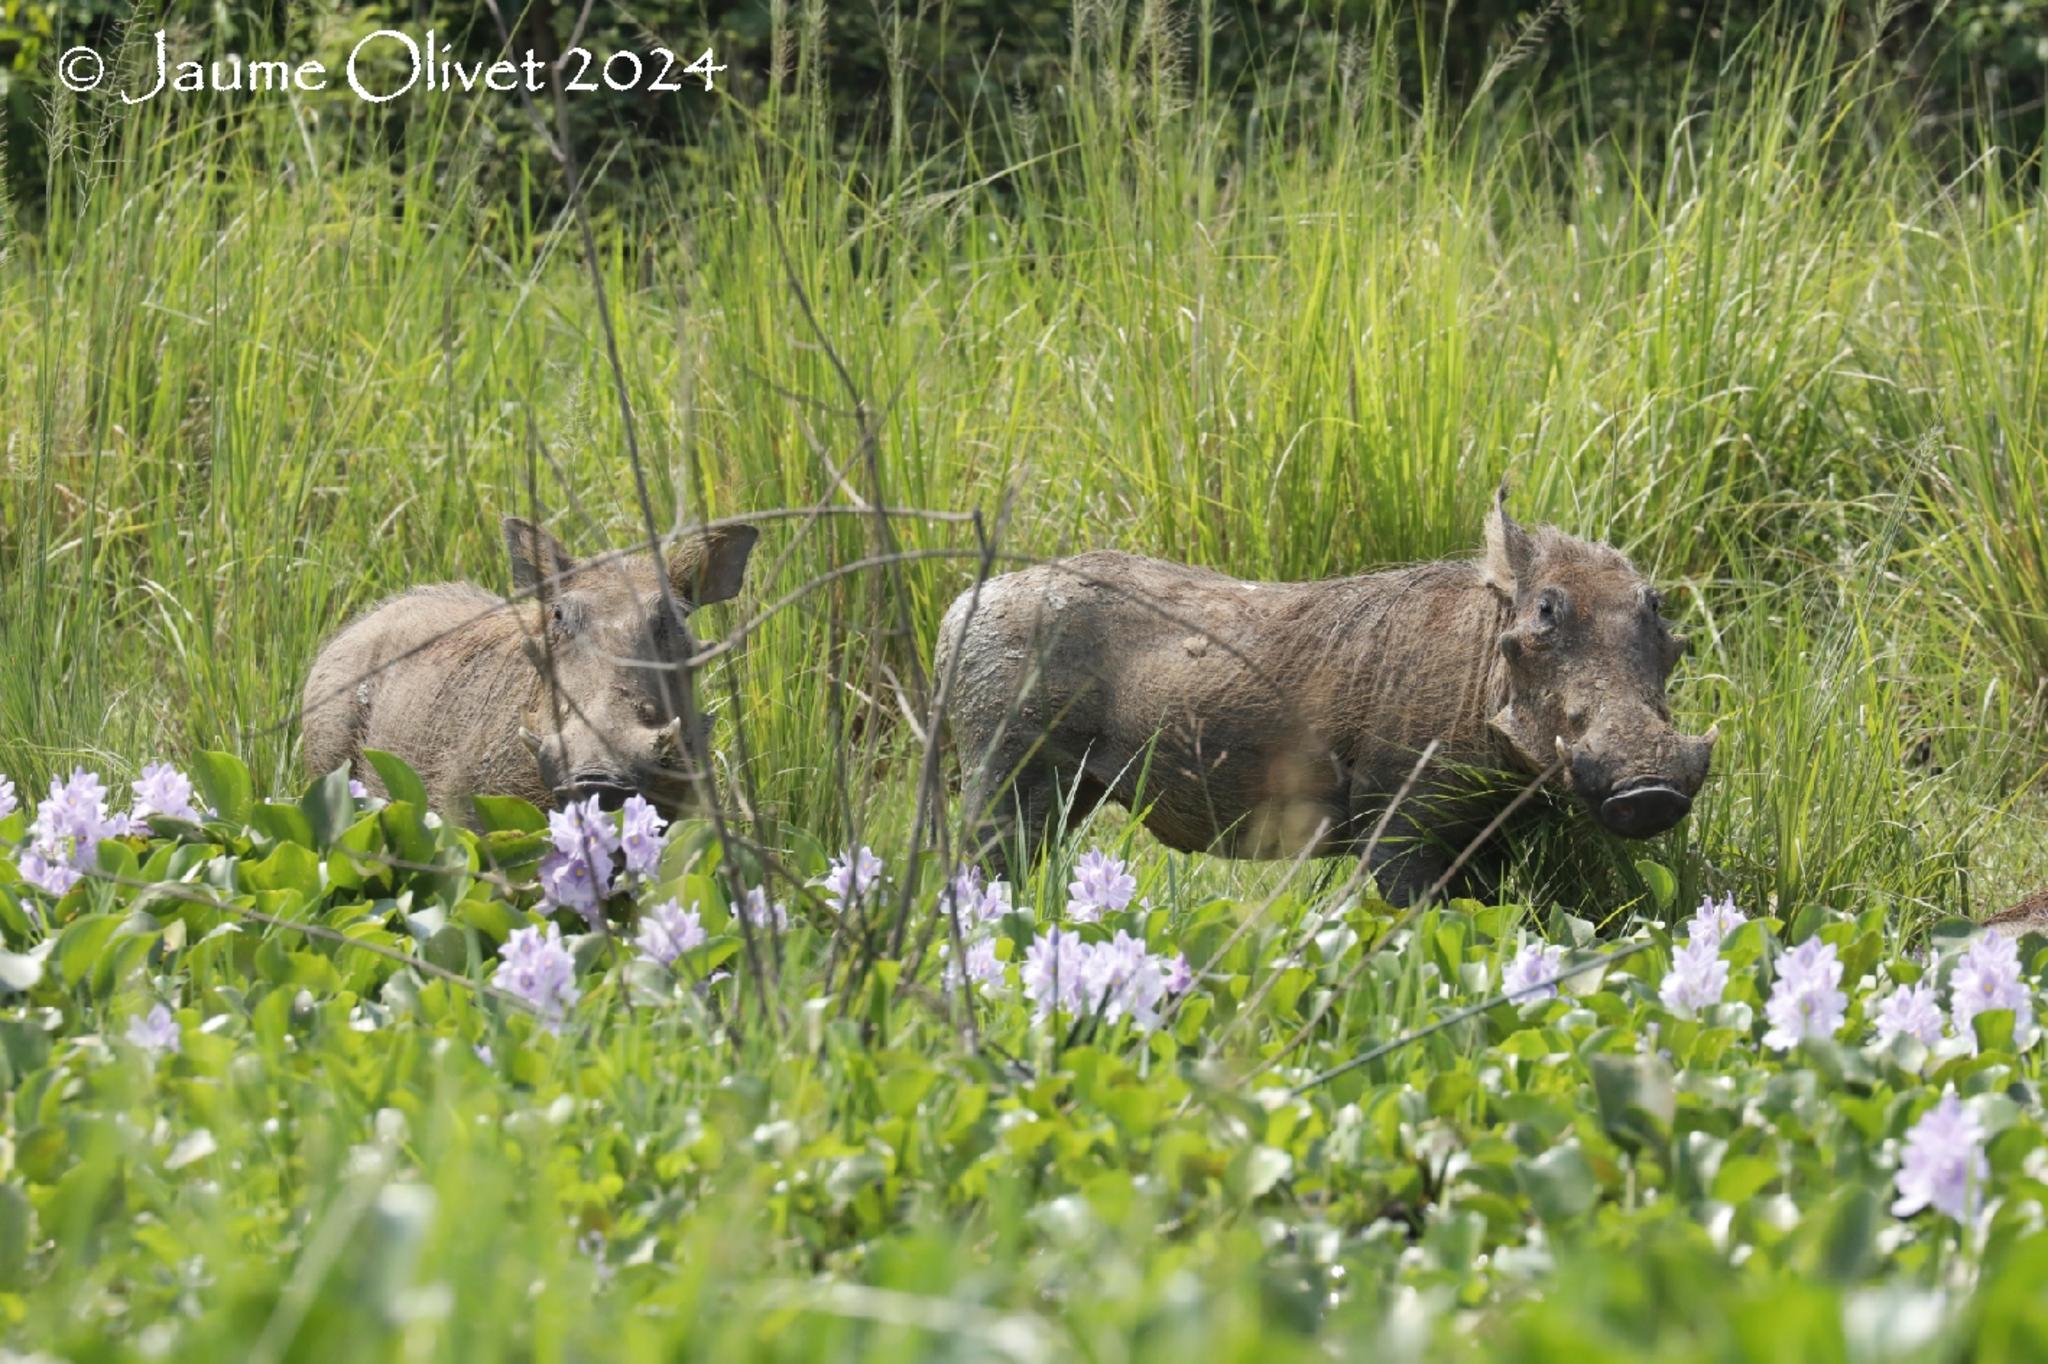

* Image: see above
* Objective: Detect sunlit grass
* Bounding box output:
[0,4,2041,930]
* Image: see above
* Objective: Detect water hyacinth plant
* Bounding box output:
[3,748,2048,1355]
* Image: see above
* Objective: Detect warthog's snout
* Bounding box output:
[1598,779,1693,838]
[566,775,638,810]
[1564,724,1717,840]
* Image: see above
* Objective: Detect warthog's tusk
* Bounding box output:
[1702,723,1721,747]
[1554,736,1571,765]
[517,725,544,756]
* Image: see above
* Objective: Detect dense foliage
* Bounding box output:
[5,1,2047,212]
[5,753,2048,1357]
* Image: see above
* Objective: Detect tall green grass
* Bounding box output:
[1,2,2042,920]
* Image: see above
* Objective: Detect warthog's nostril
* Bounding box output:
[1597,780,1693,839]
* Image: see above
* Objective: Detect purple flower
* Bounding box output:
[1762,937,1848,1051]
[1658,934,1729,1015]
[940,865,1013,928]
[1892,1088,1988,1223]
[1950,932,2032,1051]
[0,773,17,822]
[1873,982,1946,1049]
[1021,927,1090,1021]
[942,938,1004,993]
[1688,893,1746,947]
[131,762,203,823]
[1502,941,1567,1002]
[492,923,580,1029]
[547,795,621,866]
[348,779,370,801]
[617,794,668,878]
[125,1003,181,1055]
[634,898,706,968]
[740,886,788,932]
[21,767,119,895]
[821,846,885,914]
[1163,952,1194,996]
[1021,928,1181,1032]
[1080,930,1170,1030]
[18,846,83,898]
[538,851,604,921]
[1066,849,1136,923]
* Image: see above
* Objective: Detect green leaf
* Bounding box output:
[422,924,469,974]
[1635,859,1677,913]
[1713,1153,1779,1204]
[191,751,254,827]
[328,814,389,892]
[53,914,122,987]
[299,763,356,850]
[472,795,546,834]
[1226,1144,1293,1202]
[455,895,520,944]
[0,1183,29,1284]
[251,802,317,849]
[379,801,437,870]
[1589,1051,1676,1153]
[1797,1183,1881,1282]
[364,750,431,814]
[1972,1008,2018,1056]
[241,842,324,900]
[1521,1141,1597,1221]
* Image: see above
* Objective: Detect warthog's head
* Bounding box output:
[1480,487,1716,839]
[503,516,758,814]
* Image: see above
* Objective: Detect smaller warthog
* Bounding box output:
[937,487,1716,903]
[302,517,758,820]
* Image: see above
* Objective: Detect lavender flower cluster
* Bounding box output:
[1508,891,2029,1228]
[5,763,208,901]
[937,862,1013,993]
[537,793,671,923]
[1020,927,1193,1032]
[1763,920,2033,1059]
[491,923,580,1030]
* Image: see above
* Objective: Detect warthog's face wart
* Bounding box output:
[1481,492,1716,838]
[502,517,757,814]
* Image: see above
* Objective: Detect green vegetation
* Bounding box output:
[2,1,2047,1356]
[5,754,2048,1358]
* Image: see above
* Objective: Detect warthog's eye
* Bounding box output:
[1533,587,1566,632]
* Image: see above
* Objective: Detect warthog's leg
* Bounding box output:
[959,739,1109,883]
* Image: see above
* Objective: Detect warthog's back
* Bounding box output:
[301,583,535,810]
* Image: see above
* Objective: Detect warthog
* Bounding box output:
[1984,889,2048,939]
[302,517,758,820]
[937,487,1716,903]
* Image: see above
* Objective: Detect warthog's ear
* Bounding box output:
[668,524,759,606]
[504,516,578,596]
[1482,479,1535,600]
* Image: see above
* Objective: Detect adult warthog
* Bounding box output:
[302,516,757,821]
[937,488,1716,903]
